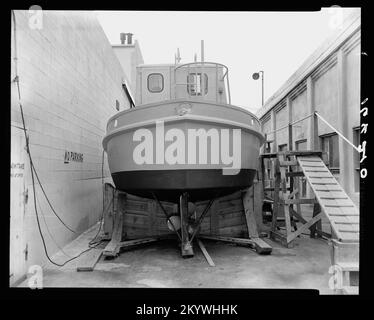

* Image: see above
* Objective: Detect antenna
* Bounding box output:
[201,40,204,62]
[175,48,181,64]
[194,53,197,62]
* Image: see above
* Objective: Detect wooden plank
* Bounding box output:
[308,179,338,185]
[198,235,272,254]
[180,193,193,257]
[310,203,322,238]
[289,206,307,224]
[304,169,329,172]
[118,237,160,248]
[287,213,323,243]
[279,160,298,167]
[218,225,248,237]
[197,239,215,267]
[210,200,219,236]
[242,187,259,238]
[250,237,272,254]
[330,215,359,224]
[299,162,325,167]
[286,171,304,177]
[264,187,291,191]
[253,181,265,232]
[319,194,349,200]
[199,235,253,245]
[76,248,103,272]
[103,214,123,256]
[218,215,246,228]
[298,157,323,162]
[103,192,124,257]
[307,172,333,178]
[283,198,316,205]
[336,224,359,232]
[103,183,115,236]
[338,232,359,242]
[339,207,359,215]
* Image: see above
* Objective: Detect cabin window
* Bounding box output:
[147,73,164,93]
[187,73,208,96]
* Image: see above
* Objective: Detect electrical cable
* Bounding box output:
[12,10,106,267]
[12,10,76,234]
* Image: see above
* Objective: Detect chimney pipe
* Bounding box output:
[120,33,126,45]
[127,33,133,45]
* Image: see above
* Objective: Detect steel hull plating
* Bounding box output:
[112,169,256,202]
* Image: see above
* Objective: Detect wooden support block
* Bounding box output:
[197,239,215,267]
[242,187,259,238]
[286,172,304,177]
[76,248,103,272]
[270,230,292,248]
[250,237,272,254]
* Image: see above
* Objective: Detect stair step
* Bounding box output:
[336,262,359,272]
[342,286,359,295]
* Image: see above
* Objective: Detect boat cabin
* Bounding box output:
[135,62,231,106]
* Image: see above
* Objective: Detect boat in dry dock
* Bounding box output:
[103,59,264,203]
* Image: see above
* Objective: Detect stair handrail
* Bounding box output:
[314,111,360,153]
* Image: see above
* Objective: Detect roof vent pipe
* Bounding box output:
[120,33,126,44]
[127,33,133,45]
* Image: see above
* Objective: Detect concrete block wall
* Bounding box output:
[10,10,132,285]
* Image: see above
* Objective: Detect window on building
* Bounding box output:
[278,144,287,152]
[320,133,340,171]
[295,139,307,151]
[147,73,164,93]
[187,73,208,96]
[353,127,360,192]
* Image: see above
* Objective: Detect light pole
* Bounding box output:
[252,70,264,106]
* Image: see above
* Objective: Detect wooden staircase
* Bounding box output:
[297,156,359,243]
[261,151,359,294]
